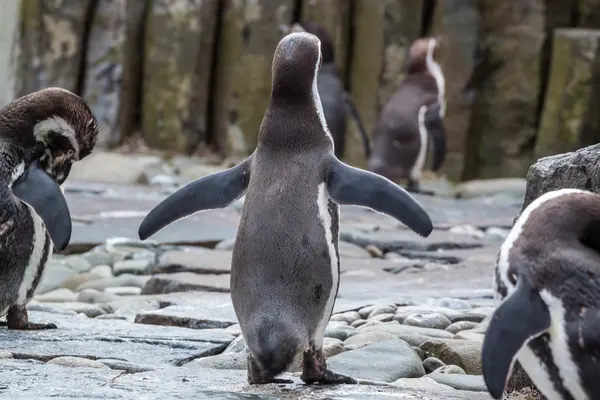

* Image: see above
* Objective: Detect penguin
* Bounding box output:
[280,20,371,161]
[367,36,446,195]
[482,188,600,400]
[138,32,433,385]
[0,87,98,330]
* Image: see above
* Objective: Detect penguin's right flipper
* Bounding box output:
[422,102,446,171]
[11,160,72,251]
[138,156,253,241]
[326,157,433,237]
[481,276,550,399]
[342,91,371,159]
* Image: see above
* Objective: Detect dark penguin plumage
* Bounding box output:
[0,87,98,330]
[138,32,433,385]
[367,37,446,195]
[483,188,600,400]
[282,21,370,160]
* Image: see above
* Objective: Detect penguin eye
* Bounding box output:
[67,149,75,157]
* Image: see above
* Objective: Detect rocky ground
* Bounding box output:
[0,152,534,399]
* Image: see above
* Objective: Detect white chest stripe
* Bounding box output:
[313,183,339,348]
[410,105,429,180]
[426,39,446,118]
[517,345,564,400]
[17,206,50,304]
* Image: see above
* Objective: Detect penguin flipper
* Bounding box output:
[482,276,550,400]
[138,155,253,241]
[423,102,446,171]
[325,157,433,237]
[342,91,371,159]
[12,160,72,251]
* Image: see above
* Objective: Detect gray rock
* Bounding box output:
[425,298,472,310]
[326,338,425,382]
[83,251,114,268]
[104,286,143,296]
[412,346,425,361]
[365,244,384,258]
[214,238,236,250]
[46,356,109,369]
[453,330,484,342]
[403,312,452,330]
[330,311,361,324]
[340,241,373,258]
[77,288,121,304]
[224,335,246,353]
[422,357,446,373]
[325,322,357,341]
[449,313,486,323]
[35,261,78,295]
[393,376,455,391]
[323,337,344,358]
[38,302,108,318]
[151,248,232,274]
[358,304,394,319]
[428,372,488,392]
[190,351,247,370]
[454,179,526,200]
[77,274,151,291]
[445,321,478,334]
[434,365,466,375]
[394,306,464,322]
[34,288,78,303]
[351,319,368,328]
[367,306,397,318]
[142,272,230,294]
[343,331,399,351]
[369,313,395,322]
[62,255,93,273]
[61,271,110,291]
[68,152,163,184]
[224,324,241,336]
[89,264,114,278]
[134,299,237,330]
[420,339,482,375]
[358,321,454,346]
[96,358,156,373]
[113,259,152,275]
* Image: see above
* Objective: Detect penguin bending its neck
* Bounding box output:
[367,37,446,195]
[483,188,600,400]
[138,31,433,385]
[0,87,98,330]
[280,20,371,161]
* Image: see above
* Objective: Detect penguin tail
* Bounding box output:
[422,102,447,171]
[247,316,302,377]
[342,91,371,159]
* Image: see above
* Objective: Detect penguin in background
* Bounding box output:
[367,36,447,195]
[0,87,98,330]
[138,32,433,385]
[483,188,600,400]
[280,20,371,161]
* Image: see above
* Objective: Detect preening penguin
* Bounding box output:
[281,20,371,161]
[138,31,433,385]
[367,37,446,195]
[483,188,600,400]
[0,87,98,330]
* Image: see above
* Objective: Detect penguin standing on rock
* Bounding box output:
[367,37,446,195]
[483,188,600,400]
[280,20,371,161]
[0,87,98,330]
[138,32,433,385]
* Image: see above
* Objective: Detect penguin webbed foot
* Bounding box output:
[300,346,357,385]
[5,305,57,330]
[246,354,294,385]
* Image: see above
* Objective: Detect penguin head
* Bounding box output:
[483,189,600,399]
[407,36,441,74]
[271,31,322,102]
[2,87,99,185]
[293,20,335,64]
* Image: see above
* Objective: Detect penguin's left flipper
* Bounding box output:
[326,157,433,237]
[11,160,72,252]
[138,156,253,241]
[482,276,550,399]
[423,102,446,172]
[342,91,371,159]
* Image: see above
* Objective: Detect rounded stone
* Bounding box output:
[367,306,396,319]
[343,331,399,351]
[426,298,471,310]
[330,311,361,325]
[47,356,109,369]
[351,319,367,328]
[89,265,114,279]
[412,346,426,360]
[358,304,395,319]
[104,286,142,296]
[324,322,357,341]
[323,337,344,358]
[365,244,384,258]
[403,312,452,330]
[434,365,466,375]
[422,357,446,373]
[368,313,394,322]
[445,320,478,334]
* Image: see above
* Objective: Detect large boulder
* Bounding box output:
[462,0,544,180]
[521,143,600,213]
[17,0,95,96]
[535,29,600,159]
[211,0,295,157]
[346,0,423,168]
[82,0,147,149]
[142,0,218,153]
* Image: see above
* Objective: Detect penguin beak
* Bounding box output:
[11,160,72,251]
[482,276,551,399]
